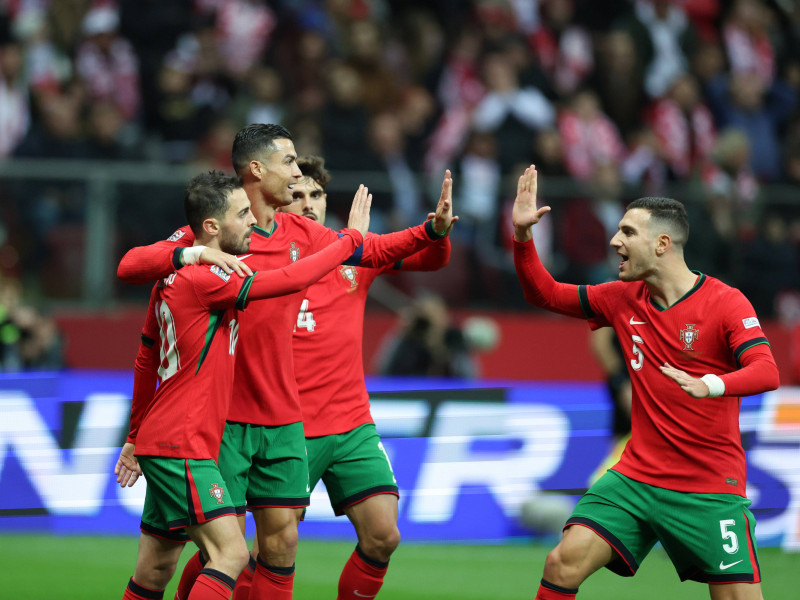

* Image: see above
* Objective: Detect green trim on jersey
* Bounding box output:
[734,337,770,365]
[650,272,706,311]
[578,285,595,318]
[196,310,224,374]
[253,221,277,238]
[235,274,256,311]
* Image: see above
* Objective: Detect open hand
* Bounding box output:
[512,165,550,242]
[432,170,459,235]
[347,184,372,238]
[115,442,142,488]
[659,363,710,398]
[199,248,253,277]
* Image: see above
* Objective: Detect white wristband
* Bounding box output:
[701,374,725,398]
[181,245,207,265]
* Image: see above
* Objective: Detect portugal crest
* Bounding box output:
[209,483,225,504]
[289,242,300,263]
[680,324,699,351]
[339,265,359,290]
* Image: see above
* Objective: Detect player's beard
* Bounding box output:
[219,227,252,255]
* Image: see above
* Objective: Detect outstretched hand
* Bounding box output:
[512,165,550,242]
[115,442,142,488]
[432,170,459,236]
[347,184,372,238]
[659,363,710,398]
[199,248,253,277]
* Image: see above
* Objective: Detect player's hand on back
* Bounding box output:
[432,169,459,235]
[512,165,551,242]
[347,184,372,238]
[198,248,254,277]
[115,442,142,488]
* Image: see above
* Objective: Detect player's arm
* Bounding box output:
[241,229,365,305]
[512,165,586,318]
[660,344,780,399]
[343,171,458,268]
[214,192,371,309]
[394,230,451,272]
[116,285,160,487]
[117,227,252,285]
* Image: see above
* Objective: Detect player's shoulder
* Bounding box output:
[166,225,193,242]
[276,211,327,233]
[697,273,746,300]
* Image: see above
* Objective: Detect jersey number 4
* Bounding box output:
[295,299,316,332]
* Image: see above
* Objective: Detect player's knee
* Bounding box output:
[360,524,401,561]
[269,521,299,554]
[142,554,179,588]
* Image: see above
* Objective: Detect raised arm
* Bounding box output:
[238,193,370,306]
[512,166,585,318]
[396,234,451,272]
[356,170,458,267]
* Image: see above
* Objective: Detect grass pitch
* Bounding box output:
[2,534,797,599]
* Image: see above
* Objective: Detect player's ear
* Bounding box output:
[655,233,671,256]
[249,159,262,181]
[202,217,221,237]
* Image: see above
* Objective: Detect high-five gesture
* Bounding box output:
[512,165,550,242]
[432,169,459,236]
[347,184,373,238]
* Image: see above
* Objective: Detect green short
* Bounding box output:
[306,423,399,516]
[138,456,237,542]
[568,469,761,583]
[218,421,310,511]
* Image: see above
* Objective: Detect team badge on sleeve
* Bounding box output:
[210,265,231,282]
[742,317,760,329]
[209,483,225,504]
[167,229,186,242]
[290,242,300,263]
[680,324,699,351]
[339,265,359,290]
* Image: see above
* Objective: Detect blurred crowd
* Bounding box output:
[1,0,800,320]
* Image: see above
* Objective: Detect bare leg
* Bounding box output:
[542,524,615,589]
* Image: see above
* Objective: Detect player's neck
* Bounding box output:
[645,264,698,308]
[250,197,276,231]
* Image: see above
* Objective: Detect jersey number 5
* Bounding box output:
[630,335,644,371]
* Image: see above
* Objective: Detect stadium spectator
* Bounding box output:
[705,71,798,181]
[558,88,625,181]
[0,37,29,157]
[75,6,140,122]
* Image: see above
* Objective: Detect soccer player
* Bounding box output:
[276,155,453,599]
[511,166,779,600]
[116,124,456,600]
[118,170,372,600]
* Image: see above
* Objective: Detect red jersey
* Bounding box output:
[514,238,778,497]
[118,213,444,426]
[133,265,246,460]
[295,235,451,437]
[584,275,768,496]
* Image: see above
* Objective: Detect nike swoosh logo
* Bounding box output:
[629,317,646,325]
[719,560,743,570]
[353,592,376,598]
[237,254,253,260]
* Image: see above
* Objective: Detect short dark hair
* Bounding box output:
[626,196,689,246]
[184,170,243,236]
[296,155,331,189]
[231,123,293,174]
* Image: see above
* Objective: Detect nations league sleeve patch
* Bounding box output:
[167,229,186,242]
[742,317,760,329]
[210,265,231,282]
